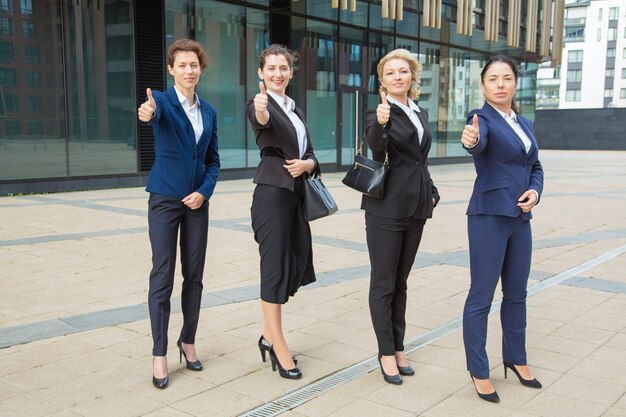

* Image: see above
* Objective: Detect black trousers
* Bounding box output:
[148,193,208,356]
[365,212,426,356]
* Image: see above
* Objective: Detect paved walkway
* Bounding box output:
[1,150,625,417]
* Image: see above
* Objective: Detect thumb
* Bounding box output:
[380,91,388,105]
[472,114,479,130]
[259,81,266,95]
[146,88,155,107]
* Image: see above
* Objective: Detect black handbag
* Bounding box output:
[342,130,389,200]
[303,172,338,221]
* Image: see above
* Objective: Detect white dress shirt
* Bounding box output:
[267,90,307,158]
[174,86,203,144]
[386,96,424,144]
[491,104,532,153]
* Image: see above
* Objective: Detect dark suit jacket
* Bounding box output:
[361,103,440,219]
[245,94,317,192]
[146,87,220,200]
[464,103,544,220]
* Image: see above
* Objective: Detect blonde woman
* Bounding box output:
[362,49,440,385]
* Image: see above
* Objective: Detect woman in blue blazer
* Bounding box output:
[363,49,440,385]
[138,39,220,389]
[246,44,318,380]
[461,55,544,403]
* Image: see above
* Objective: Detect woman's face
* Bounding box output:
[168,51,201,91]
[481,61,517,112]
[380,58,412,101]
[258,54,292,95]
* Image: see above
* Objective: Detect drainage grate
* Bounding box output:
[238,243,626,417]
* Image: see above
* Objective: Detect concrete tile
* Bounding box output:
[141,406,196,417]
[45,410,84,417]
[420,396,517,417]
[601,407,626,417]
[523,392,608,417]
[524,347,583,374]
[545,374,625,406]
[303,341,372,367]
[569,357,626,386]
[1,392,64,417]
[551,323,616,345]
[295,390,358,417]
[172,386,261,417]
[3,362,85,392]
[0,381,22,401]
[68,389,163,417]
[367,382,449,415]
[532,334,600,357]
[328,398,416,417]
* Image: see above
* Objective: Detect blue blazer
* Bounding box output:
[146,87,220,200]
[464,103,543,220]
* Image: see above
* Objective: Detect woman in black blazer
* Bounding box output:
[245,44,318,380]
[363,49,440,385]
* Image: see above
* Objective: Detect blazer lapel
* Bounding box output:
[484,103,526,154]
[196,102,211,149]
[167,87,197,151]
[517,117,538,155]
[267,95,299,156]
[415,107,431,155]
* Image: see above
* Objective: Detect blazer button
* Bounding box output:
[415,162,420,166]
[192,155,197,160]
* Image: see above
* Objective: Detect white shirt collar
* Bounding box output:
[489,103,517,122]
[173,85,200,109]
[386,96,421,113]
[267,90,295,111]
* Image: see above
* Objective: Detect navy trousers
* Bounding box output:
[463,214,532,379]
[148,193,208,356]
[366,213,426,356]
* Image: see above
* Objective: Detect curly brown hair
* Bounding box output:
[167,39,210,70]
[258,44,299,71]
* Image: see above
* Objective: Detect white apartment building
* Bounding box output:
[559,0,626,108]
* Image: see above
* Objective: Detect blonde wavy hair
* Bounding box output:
[376,49,422,100]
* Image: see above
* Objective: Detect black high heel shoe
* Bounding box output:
[378,357,402,385]
[397,363,415,376]
[152,357,169,389]
[503,362,542,388]
[268,346,302,380]
[470,374,499,403]
[177,339,203,371]
[257,335,297,365]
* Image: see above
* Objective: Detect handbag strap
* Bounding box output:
[356,126,389,166]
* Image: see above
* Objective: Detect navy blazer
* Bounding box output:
[361,103,440,220]
[146,87,220,200]
[245,94,316,192]
[464,103,543,220]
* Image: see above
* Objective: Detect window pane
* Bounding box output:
[64,0,137,176]
[620,88,626,99]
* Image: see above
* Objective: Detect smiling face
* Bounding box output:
[481,61,518,113]
[168,50,201,93]
[258,53,293,96]
[379,58,413,103]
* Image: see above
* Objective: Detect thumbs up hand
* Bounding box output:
[376,91,391,126]
[461,114,480,148]
[138,88,157,122]
[254,81,268,113]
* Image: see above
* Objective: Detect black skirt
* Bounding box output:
[251,178,316,304]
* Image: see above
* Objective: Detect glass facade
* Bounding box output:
[0,0,541,191]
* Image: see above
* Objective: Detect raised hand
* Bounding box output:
[254,81,268,113]
[461,114,480,148]
[138,88,156,122]
[376,92,391,126]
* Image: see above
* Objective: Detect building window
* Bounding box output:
[606,68,615,77]
[24,45,40,64]
[26,96,41,111]
[0,0,10,12]
[622,68,626,79]
[604,89,613,98]
[20,0,33,15]
[598,8,602,21]
[565,26,585,42]
[608,28,617,41]
[0,41,13,62]
[598,28,602,41]
[567,69,582,82]
[22,20,36,37]
[565,89,581,101]
[0,67,17,85]
[607,48,616,58]
[568,50,583,62]
[621,88,626,99]
[26,70,41,87]
[623,48,626,58]
[0,17,12,35]
[609,7,618,20]
[624,27,626,38]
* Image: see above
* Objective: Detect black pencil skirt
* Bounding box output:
[251,179,316,304]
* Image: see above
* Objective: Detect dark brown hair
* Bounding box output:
[167,39,210,70]
[258,44,298,71]
[481,54,521,114]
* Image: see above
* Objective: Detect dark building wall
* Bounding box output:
[535,108,626,150]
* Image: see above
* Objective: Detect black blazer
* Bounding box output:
[361,103,440,219]
[245,94,317,192]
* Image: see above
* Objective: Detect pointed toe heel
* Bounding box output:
[470,375,499,403]
[152,375,169,389]
[397,364,414,376]
[503,362,542,389]
[177,339,203,371]
[268,346,302,380]
[378,357,402,385]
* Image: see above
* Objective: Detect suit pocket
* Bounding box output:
[158,150,181,161]
[480,178,510,192]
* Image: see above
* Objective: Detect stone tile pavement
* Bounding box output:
[0,150,625,417]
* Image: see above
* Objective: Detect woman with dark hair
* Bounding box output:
[138,39,220,389]
[363,49,440,385]
[246,44,318,380]
[461,55,544,403]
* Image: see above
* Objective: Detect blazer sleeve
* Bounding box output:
[245,97,273,134]
[197,108,220,199]
[363,108,388,154]
[463,109,489,155]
